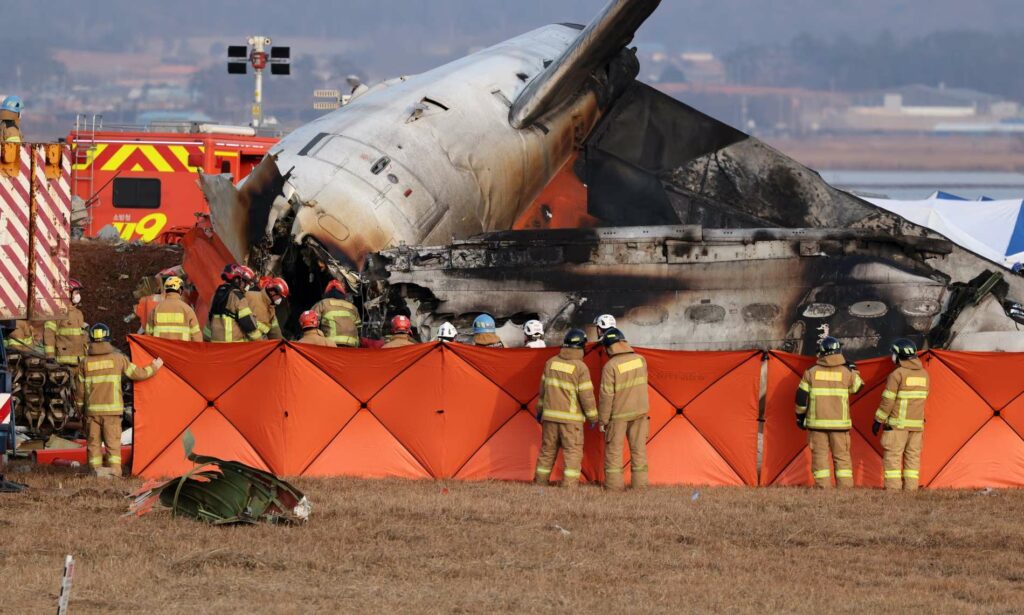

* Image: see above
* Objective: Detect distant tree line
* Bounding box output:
[726,30,1024,101]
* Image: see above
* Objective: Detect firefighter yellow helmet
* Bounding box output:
[163,276,184,293]
[90,323,111,343]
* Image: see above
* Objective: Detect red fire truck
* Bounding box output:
[67,119,279,242]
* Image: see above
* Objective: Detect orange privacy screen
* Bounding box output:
[128,338,1024,488]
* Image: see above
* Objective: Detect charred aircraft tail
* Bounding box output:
[509,0,661,129]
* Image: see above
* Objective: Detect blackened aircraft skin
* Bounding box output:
[200,0,1024,354]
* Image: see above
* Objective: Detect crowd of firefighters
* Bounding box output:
[2,262,930,490]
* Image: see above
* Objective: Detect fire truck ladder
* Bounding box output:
[73,114,103,236]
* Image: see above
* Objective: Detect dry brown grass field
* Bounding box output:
[2,466,1023,614]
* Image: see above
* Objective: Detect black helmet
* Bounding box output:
[817,336,842,357]
[562,328,587,349]
[89,323,112,343]
[601,327,625,347]
[891,338,917,361]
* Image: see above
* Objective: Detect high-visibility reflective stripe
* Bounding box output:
[44,322,57,330]
[578,381,593,391]
[151,325,190,335]
[852,374,864,393]
[813,469,831,478]
[806,419,851,428]
[237,307,253,318]
[605,466,623,474]
[616,358,644,374]
[57,327,84,335]
[85,375,120,385]
[543,377,579,393]
[5,135,22,143]
[903,469,919,478]
[189,325,201,335]
[329,335,359,346]
[563,469,581,478]
[632,464,648,472]
[44,345,56,354]
[87,403,123,413]
[541,410,584,423]
[550,361,575,374]
[884,470,902,478]
[535,466,552,475]
[882,390,897,400]
[154,312,185,324]
[612,411,646,422]
[896,391,929,399]
[256,321,271,335]
[875,409,890,421]
[613,376,647,392]
[835,469,853,478]
[56,356,81,365]
[809,387,850,396]
[798,381,810,392]
[108,455,122,464]
[86,360,115,371]
[905,377,927,387]
[814,370,843,382]
[88,456,102,467]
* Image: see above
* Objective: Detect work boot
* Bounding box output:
[534,474,550,486]
[631,471,648,490]
[603,471,625,491]
[93,467,112,479]
[109,465,123,478]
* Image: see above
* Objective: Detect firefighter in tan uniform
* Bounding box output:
[873,338,930,491]
[44,279,89,406]
[381,315,416,348]
[296,311,333,347]
[534,329,597,488]
[471,314,504,348]
[0,96,23,143]
[598,328,650,490]
[311,280,361,347]
[145,276,202,341]
[81,323,162,477]
[795,337,864,488]
[4,320,38,351]
[246,277,289,340]
[205,265,259,343]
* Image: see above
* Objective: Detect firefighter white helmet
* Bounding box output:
[437,321,457,341]
[594,314,616,331]
[523,319,544,339]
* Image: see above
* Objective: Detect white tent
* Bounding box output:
[863,193,1024,269]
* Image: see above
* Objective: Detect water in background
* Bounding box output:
[821,170,1024,200]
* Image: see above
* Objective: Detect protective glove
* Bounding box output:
[872,420,883,436]
[535,408,543,423]
[795,414,806,430]
[151,357,164,371]
[598,423,607,433]
[846,362,858,371]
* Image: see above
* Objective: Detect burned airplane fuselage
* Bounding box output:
[370,226,957,360]
[199,0,1024,354]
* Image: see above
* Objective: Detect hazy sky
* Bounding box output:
[9,0,1024,76]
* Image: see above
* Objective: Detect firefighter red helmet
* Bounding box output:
[324,279,348,296]
[263,277,289,299]
[237,265,256,282]
[257,275,273,289]
[68,278,84,292]
[299,310,319,330]
[221,264,243,282]
[390,315,412,334]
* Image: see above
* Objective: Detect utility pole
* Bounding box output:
[228,37,290,129]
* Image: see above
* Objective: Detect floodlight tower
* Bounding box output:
[227,36,291,128]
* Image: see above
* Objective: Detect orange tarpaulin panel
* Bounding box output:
[916,354,994,486]
[131,335,278,402]
[446,344,559,403]
[304,411,431,480]
[456,411,544,482]
[642,416,744,486]
[181,223,235,329]
[128,339,208,473]
[762,352,891,486]
[929,418,1024,488]
[139,408,272,478]
[292,342,439,402]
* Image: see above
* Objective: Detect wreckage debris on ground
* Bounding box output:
[129,433,309,525]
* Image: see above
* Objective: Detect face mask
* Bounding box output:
[891,353,898,364]
[273,296,283,306]
[71,291,81,305]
